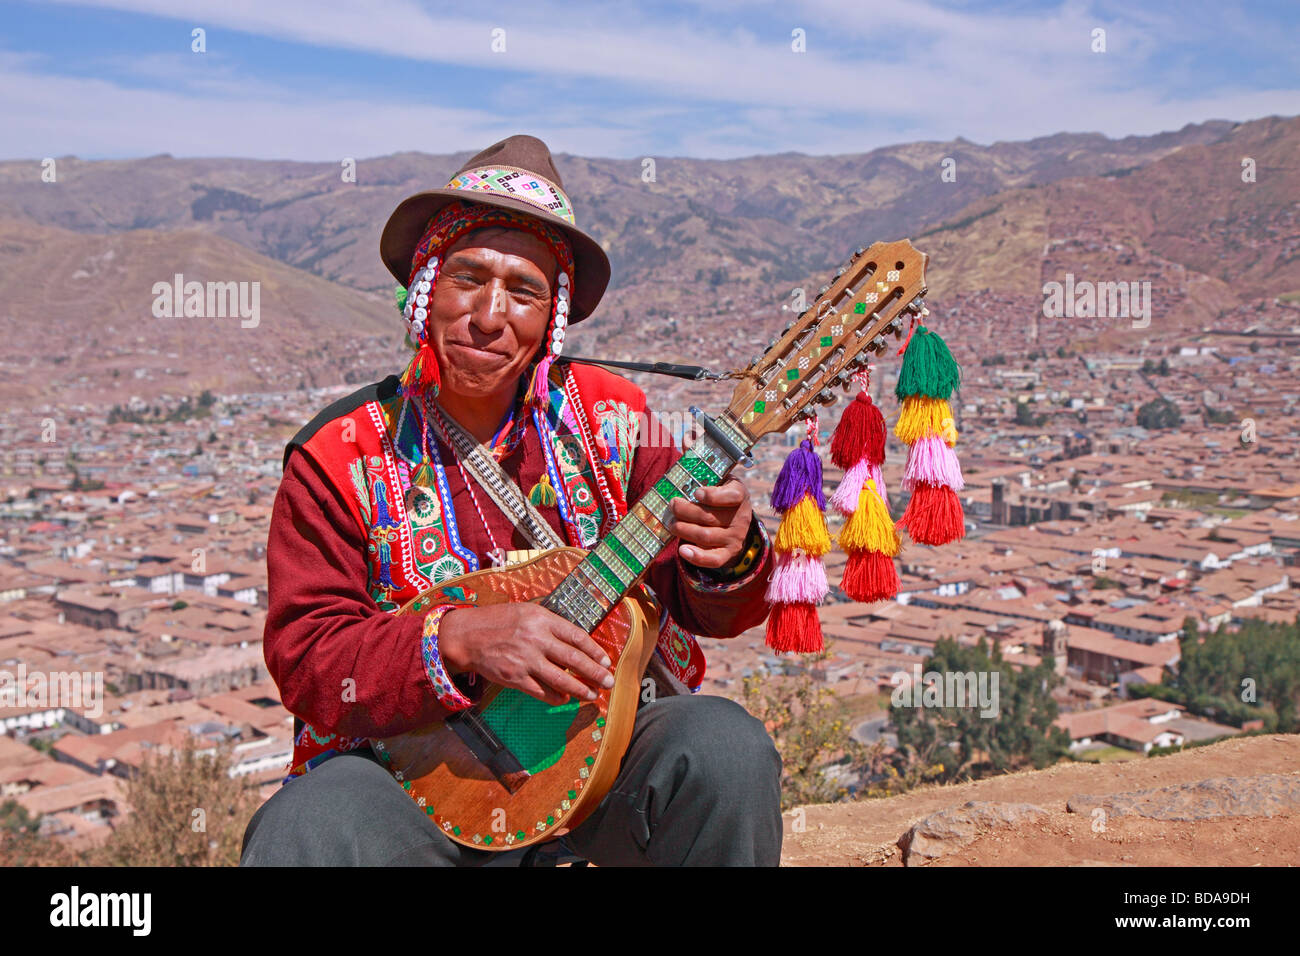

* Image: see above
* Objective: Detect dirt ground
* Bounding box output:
[780,734,1300,866]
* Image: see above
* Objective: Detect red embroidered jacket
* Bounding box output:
[264,364,773,779]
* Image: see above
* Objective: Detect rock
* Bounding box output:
[897,801,1049,865]
[1067,774,1300,821]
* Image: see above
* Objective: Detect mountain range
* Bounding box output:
[0,114,1295,403]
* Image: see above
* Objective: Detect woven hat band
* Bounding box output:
[444,164,576,225]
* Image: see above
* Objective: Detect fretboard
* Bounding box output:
[541,411,753,633]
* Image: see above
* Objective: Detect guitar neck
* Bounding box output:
[540,411,754,633]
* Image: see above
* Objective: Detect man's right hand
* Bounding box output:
[436,603,615,706]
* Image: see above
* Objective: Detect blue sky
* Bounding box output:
[2,0,1297,160]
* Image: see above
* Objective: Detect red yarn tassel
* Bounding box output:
[400,341,442,397]
[841,550,899,603]
[898,482,966,546]
[765,602,824,654]
[830,392,870,469]
[830,392,887,469]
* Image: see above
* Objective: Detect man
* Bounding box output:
[239,135,782,867]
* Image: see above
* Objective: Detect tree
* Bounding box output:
[89,736,259,866]
[892,638,1071,785]
[1139,616,1300,732]
[741,657,856,810]
[1137,397,1181,430]
[0,800,78,866]
[1015,401,1046,427]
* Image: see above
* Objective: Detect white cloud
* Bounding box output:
[11,0,1300,158]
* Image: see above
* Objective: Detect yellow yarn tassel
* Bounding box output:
[838,481,901,556]
[894,395,958,446]
[773,495,831,556]
[528,473,558,507]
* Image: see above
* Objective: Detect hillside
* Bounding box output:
[917,114,1300,306]
[1,116,1295,405]
[0,218,400,404]
[781,733,1300,866]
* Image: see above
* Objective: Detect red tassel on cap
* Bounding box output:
[400,340,442,397]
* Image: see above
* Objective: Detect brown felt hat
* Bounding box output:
[380,134,610,323]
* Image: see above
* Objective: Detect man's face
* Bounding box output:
[427,225,557,400]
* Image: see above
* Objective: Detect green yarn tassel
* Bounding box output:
[394,283,408,315]
[528,473,557,507]
[895,325,961,401]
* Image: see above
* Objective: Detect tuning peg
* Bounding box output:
[834,267,846,279]
[871,335,887,351]
[817,285,830,297]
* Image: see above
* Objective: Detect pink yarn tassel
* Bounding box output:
[765,552,829,604]
[830,459,871,515]
[529,354,555,407]
[902,435,964,491]
[865,461,888,503]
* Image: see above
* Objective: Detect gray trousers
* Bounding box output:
[239,694,783,866]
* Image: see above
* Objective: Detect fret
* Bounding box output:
[578,556,623,604]
[636,502,671,540]
[576,573,613,614]
[678,450,721,485]
[605,533,647,577]
[589,545,634,591]
[640,486,669,517]
[619,512,664,561]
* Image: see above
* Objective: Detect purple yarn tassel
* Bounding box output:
[771,438,825,511]
[902,435,964,491]
[765,552,829,604]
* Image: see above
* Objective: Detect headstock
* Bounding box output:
[725,239,928,441]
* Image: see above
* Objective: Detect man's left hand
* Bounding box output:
[667,477,754,570]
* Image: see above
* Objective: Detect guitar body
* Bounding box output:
[372,547,660,851]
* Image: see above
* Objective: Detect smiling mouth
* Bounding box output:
[449,342,509,360]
